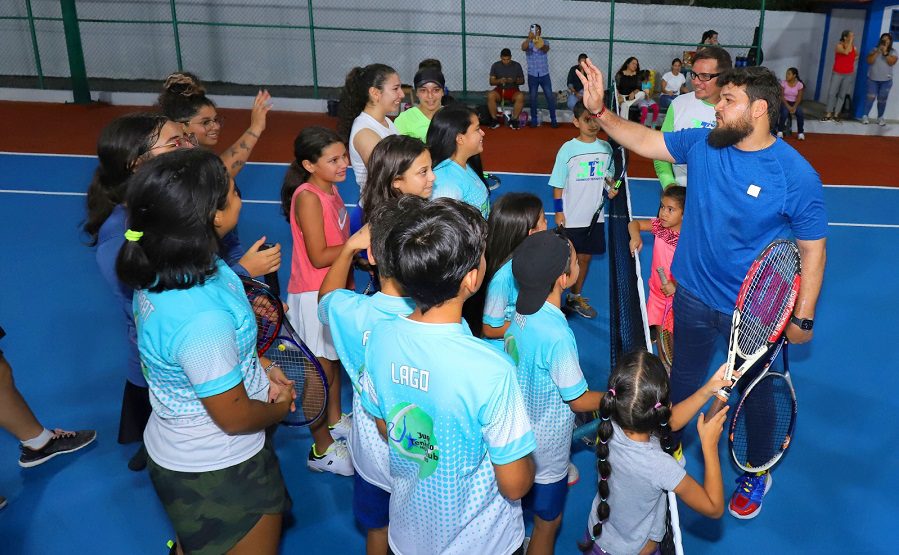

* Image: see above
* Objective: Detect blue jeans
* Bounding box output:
[659,94,677,110]
[528,73,556,125]
[864,78,893,118]
[670,286,731,442]
[779,103,804,133]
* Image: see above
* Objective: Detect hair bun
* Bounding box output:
[163,72,206,97]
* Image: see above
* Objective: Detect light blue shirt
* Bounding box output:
[548,138,614,228]
[483,259,518,350]
[505,302,587,483]
[361,316,536,555]
[319,290,415,491]
[432,159,490,219]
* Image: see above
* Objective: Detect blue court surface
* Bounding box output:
[0,152,896,553]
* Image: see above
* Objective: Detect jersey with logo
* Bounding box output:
[549,138,614,228]
[361,316,536,555]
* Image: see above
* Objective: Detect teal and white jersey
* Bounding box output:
[483,259,518,350]
[665,92,716,186]
[431,159,490,219]
[549,138,615,228]
[360,316,536,555]
[319,290,415,491]
[134,258,269,472]
[505,302,588,484]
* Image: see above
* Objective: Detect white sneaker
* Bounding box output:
[673,442,687,468]
[328,413,353,441]
[776,131,784,138]
[567,462,580,487]
[307,440,354,476]
[878,117,886,126]
[798,133,805,141]
[862,116,869,125]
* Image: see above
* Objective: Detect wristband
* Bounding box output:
[263,360,277,375]
[590,105,606,119]
[553,198,564,213]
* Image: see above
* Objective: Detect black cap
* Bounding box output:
[512,230,571,316]
[414,68,445,89]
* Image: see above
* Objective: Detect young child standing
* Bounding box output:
[318,199,415,555]
[504,230,605,555]
[627,185,685,339]
[360,197,537,555]
[549,100,617,319]
[280,127,353,476]
[580,351,731,555]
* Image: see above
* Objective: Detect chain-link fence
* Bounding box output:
[1,1,766,103]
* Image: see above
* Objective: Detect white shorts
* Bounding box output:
[285,291,336,360]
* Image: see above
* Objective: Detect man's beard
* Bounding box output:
[707,117,753,148]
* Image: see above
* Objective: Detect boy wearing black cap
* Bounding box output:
[395,67,446,142]
[505,230,604,554]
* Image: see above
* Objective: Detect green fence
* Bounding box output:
[1,1,766,104]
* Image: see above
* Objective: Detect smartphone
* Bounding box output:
[529,24,537,33]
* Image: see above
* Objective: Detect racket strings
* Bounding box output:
[731,374,795,470]
[737,246,800,354]
[269,338,328,426]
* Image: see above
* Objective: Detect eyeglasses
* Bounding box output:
[185,115,225,130]
[689,71,721,82]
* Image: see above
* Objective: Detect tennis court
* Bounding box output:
[0,123,897,552]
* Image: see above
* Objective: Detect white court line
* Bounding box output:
[2,151,897,190]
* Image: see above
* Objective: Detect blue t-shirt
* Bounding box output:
[432,159,491,219]
[319,290,415,491]
[505,302,588,484]
[361,316,536,555]
[663,128,827,313]
[482,259,518,349]
[134,258,268,472]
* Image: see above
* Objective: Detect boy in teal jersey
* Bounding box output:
[360,197,536,555]
[318,199,415,554]
[504,230,604,555]
[549,100,616,319]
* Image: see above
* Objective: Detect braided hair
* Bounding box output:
[579,350,674,551]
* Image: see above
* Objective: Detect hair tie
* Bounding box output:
[654,402,662,409]
[608,388,617,397]
[124,229,144,242]
[599,438,608,445]
[660,421,669,427]
[601,415,610,421]
[600,476,608,481]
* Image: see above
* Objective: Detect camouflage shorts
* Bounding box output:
[148,444,289,554]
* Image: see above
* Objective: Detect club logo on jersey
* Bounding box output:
[576,159,604,180]
[338,206,348,229]
[504,334,520,365]
[690,118,716,129]
[386,402,440,478]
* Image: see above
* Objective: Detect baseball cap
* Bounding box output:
[414,68,445,89]
[512,230,571,316]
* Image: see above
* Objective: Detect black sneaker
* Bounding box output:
[19,429,97,468]
[509,118,520,130]
[489,119,502,129]
[551,121,559,128]
[0,496,7,510]
[128,443,148,472]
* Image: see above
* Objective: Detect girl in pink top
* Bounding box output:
[627,186,685,338]
[778,67,805,140]
[279,126,353,476]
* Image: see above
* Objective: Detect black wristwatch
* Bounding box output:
[790,315,814,331]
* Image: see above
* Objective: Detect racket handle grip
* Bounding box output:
[707,392,730,417]
[656,267,669,285]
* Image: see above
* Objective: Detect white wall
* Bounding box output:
[867,4,899,120]
[0,1,825,99]
[818,9,866,109]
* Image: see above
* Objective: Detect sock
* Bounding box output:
[311,443,323,458]
[22,428,53,450]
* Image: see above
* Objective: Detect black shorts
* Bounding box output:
[565,220,606,256]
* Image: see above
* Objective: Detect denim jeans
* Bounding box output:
[528,73,556,125]
[779,104,804,133]
[670,286,731,442]
[864,78,893,118]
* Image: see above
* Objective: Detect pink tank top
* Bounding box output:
[648,218,680,298]
[287,183,350,293]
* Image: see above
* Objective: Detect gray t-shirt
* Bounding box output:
[490,60,524,85]
[587,421,686,555]
[868,47,897,81]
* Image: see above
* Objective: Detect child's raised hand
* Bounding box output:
[345,224,371,252]
[696,405,728,446]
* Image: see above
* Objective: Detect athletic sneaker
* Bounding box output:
[878,117,886,126]
[567,462,580,487]
[672,442,687,468]
[776,131,784,138]
[728,470,772,519]
[0,496,6,511]
[489,119,502,130]
[565,294,597,319]
[862,116,869,125]
[509,117,520,130]
[798,133,805,141]
[328,413,353,441]
[307,440,354,476]
[128,443,148,472]
[19,429,97,468]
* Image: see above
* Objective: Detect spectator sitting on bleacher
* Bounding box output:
[615,57,643,118]
[659,58,688,110]
[654,46,732,189]
[566,53,589,110]
[395,67,445,142]
[486,48,526,129]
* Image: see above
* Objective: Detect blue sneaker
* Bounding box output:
[728,471,772,519]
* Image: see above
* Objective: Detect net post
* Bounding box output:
[59,0,90,104]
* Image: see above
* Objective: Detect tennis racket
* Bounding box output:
[240,276,329,426]
[484,172,502,192]
[708,240,801,416]
[658,299,674,373]
[729,337,797,472]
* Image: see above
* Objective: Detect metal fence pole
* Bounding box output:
[461,0,467,97]
[758,0,766,63]
[170,0,183,71]
[59,0,90,103]
[25,0,45,88]
[608,0,615,91]
[307,1,319,98]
